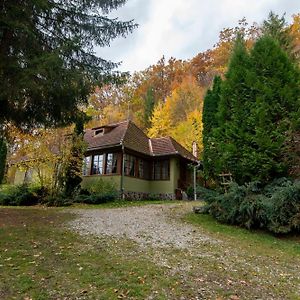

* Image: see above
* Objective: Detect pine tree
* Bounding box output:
[0,0,136,129]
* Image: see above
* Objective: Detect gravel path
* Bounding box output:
[68,204,219,249]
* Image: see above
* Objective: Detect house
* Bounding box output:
[82,120,198,200]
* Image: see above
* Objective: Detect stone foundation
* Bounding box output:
[121,191,175,201]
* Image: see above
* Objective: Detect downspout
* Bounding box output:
[120,144,125,200]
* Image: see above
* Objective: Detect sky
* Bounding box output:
[96,0,300,73]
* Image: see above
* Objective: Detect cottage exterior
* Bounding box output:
[82,120,198,199]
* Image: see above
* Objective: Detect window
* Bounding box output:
[161,160,169,180]
[106,153,118,174]
[94,128,104,136]
[124,154,136,176]
[138,159,144,178]
[82,156,91,175]
[92,154,104,175]
[153,160,170,180]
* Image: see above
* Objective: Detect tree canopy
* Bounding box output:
[0,0,136,129]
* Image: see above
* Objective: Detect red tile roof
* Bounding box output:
[84,120,198,162]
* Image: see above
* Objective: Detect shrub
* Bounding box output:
[75,178,118,204]
[0,184,40,206]
[201,178,300,234]
[43,195,73,207]
[187,184,222,202]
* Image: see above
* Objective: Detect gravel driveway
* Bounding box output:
[68,204,218,249]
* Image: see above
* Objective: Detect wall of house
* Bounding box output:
[123,176,150,193]
[122,157,180,198]
[81,175,121,190]
[80,157,188,200]
[8,167,40,185]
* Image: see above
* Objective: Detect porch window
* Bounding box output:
[83,156,91,175]
[138,159,144,178]
[153,159,170,180]
[106,153,118,174]
[124,154,136,176]
[92,154,104,175]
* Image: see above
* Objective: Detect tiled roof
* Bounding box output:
[150,137,197,162]
[84,120,197,162]
[122,122,151,155]
[84,121,128,150]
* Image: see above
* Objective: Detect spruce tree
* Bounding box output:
[0,0,136,129]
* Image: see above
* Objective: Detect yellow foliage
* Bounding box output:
[171,110,203,158]
[147,103,172,138]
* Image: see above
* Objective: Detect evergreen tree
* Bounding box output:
[144,87,155,128]
[215,36,253,183]
[202,76,222,179]
[64,115,87,197]
[247,36,300,182]
[262,12,293,55]
[0,0,136,129]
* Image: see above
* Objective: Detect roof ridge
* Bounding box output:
[149,139,153,155]
[120,120,131,145]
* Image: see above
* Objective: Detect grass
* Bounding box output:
[185,211,300,257]
[0,207,183,299]
[1,202,300,299]
[70,199,180,209]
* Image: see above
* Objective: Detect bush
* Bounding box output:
[201,178,300,234]
[43,195,73,207]
[0,184,40,206]
[187,184,221,202]
[75,178,118,204]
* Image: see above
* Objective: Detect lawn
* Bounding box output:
[0,203,300,299]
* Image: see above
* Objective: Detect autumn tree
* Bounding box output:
[0,137,7,184]
[148,103,172,138]
[172,110,203,155]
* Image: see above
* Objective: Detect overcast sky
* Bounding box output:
[96,0,300,73]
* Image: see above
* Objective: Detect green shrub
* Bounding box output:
[201,178,300,234]
[75,178,118,204]
[43,195,73,207]
[187,184,224,202]
[0,184,40,206]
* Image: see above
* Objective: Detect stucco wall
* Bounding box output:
[123,176,150,193]
[81,175,121,190]
[123,157,179,194]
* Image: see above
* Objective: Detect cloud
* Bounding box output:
[96,0,300,73]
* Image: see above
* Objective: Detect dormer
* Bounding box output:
[92,125,116,137]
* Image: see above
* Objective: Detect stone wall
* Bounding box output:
[122,191,175,201]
